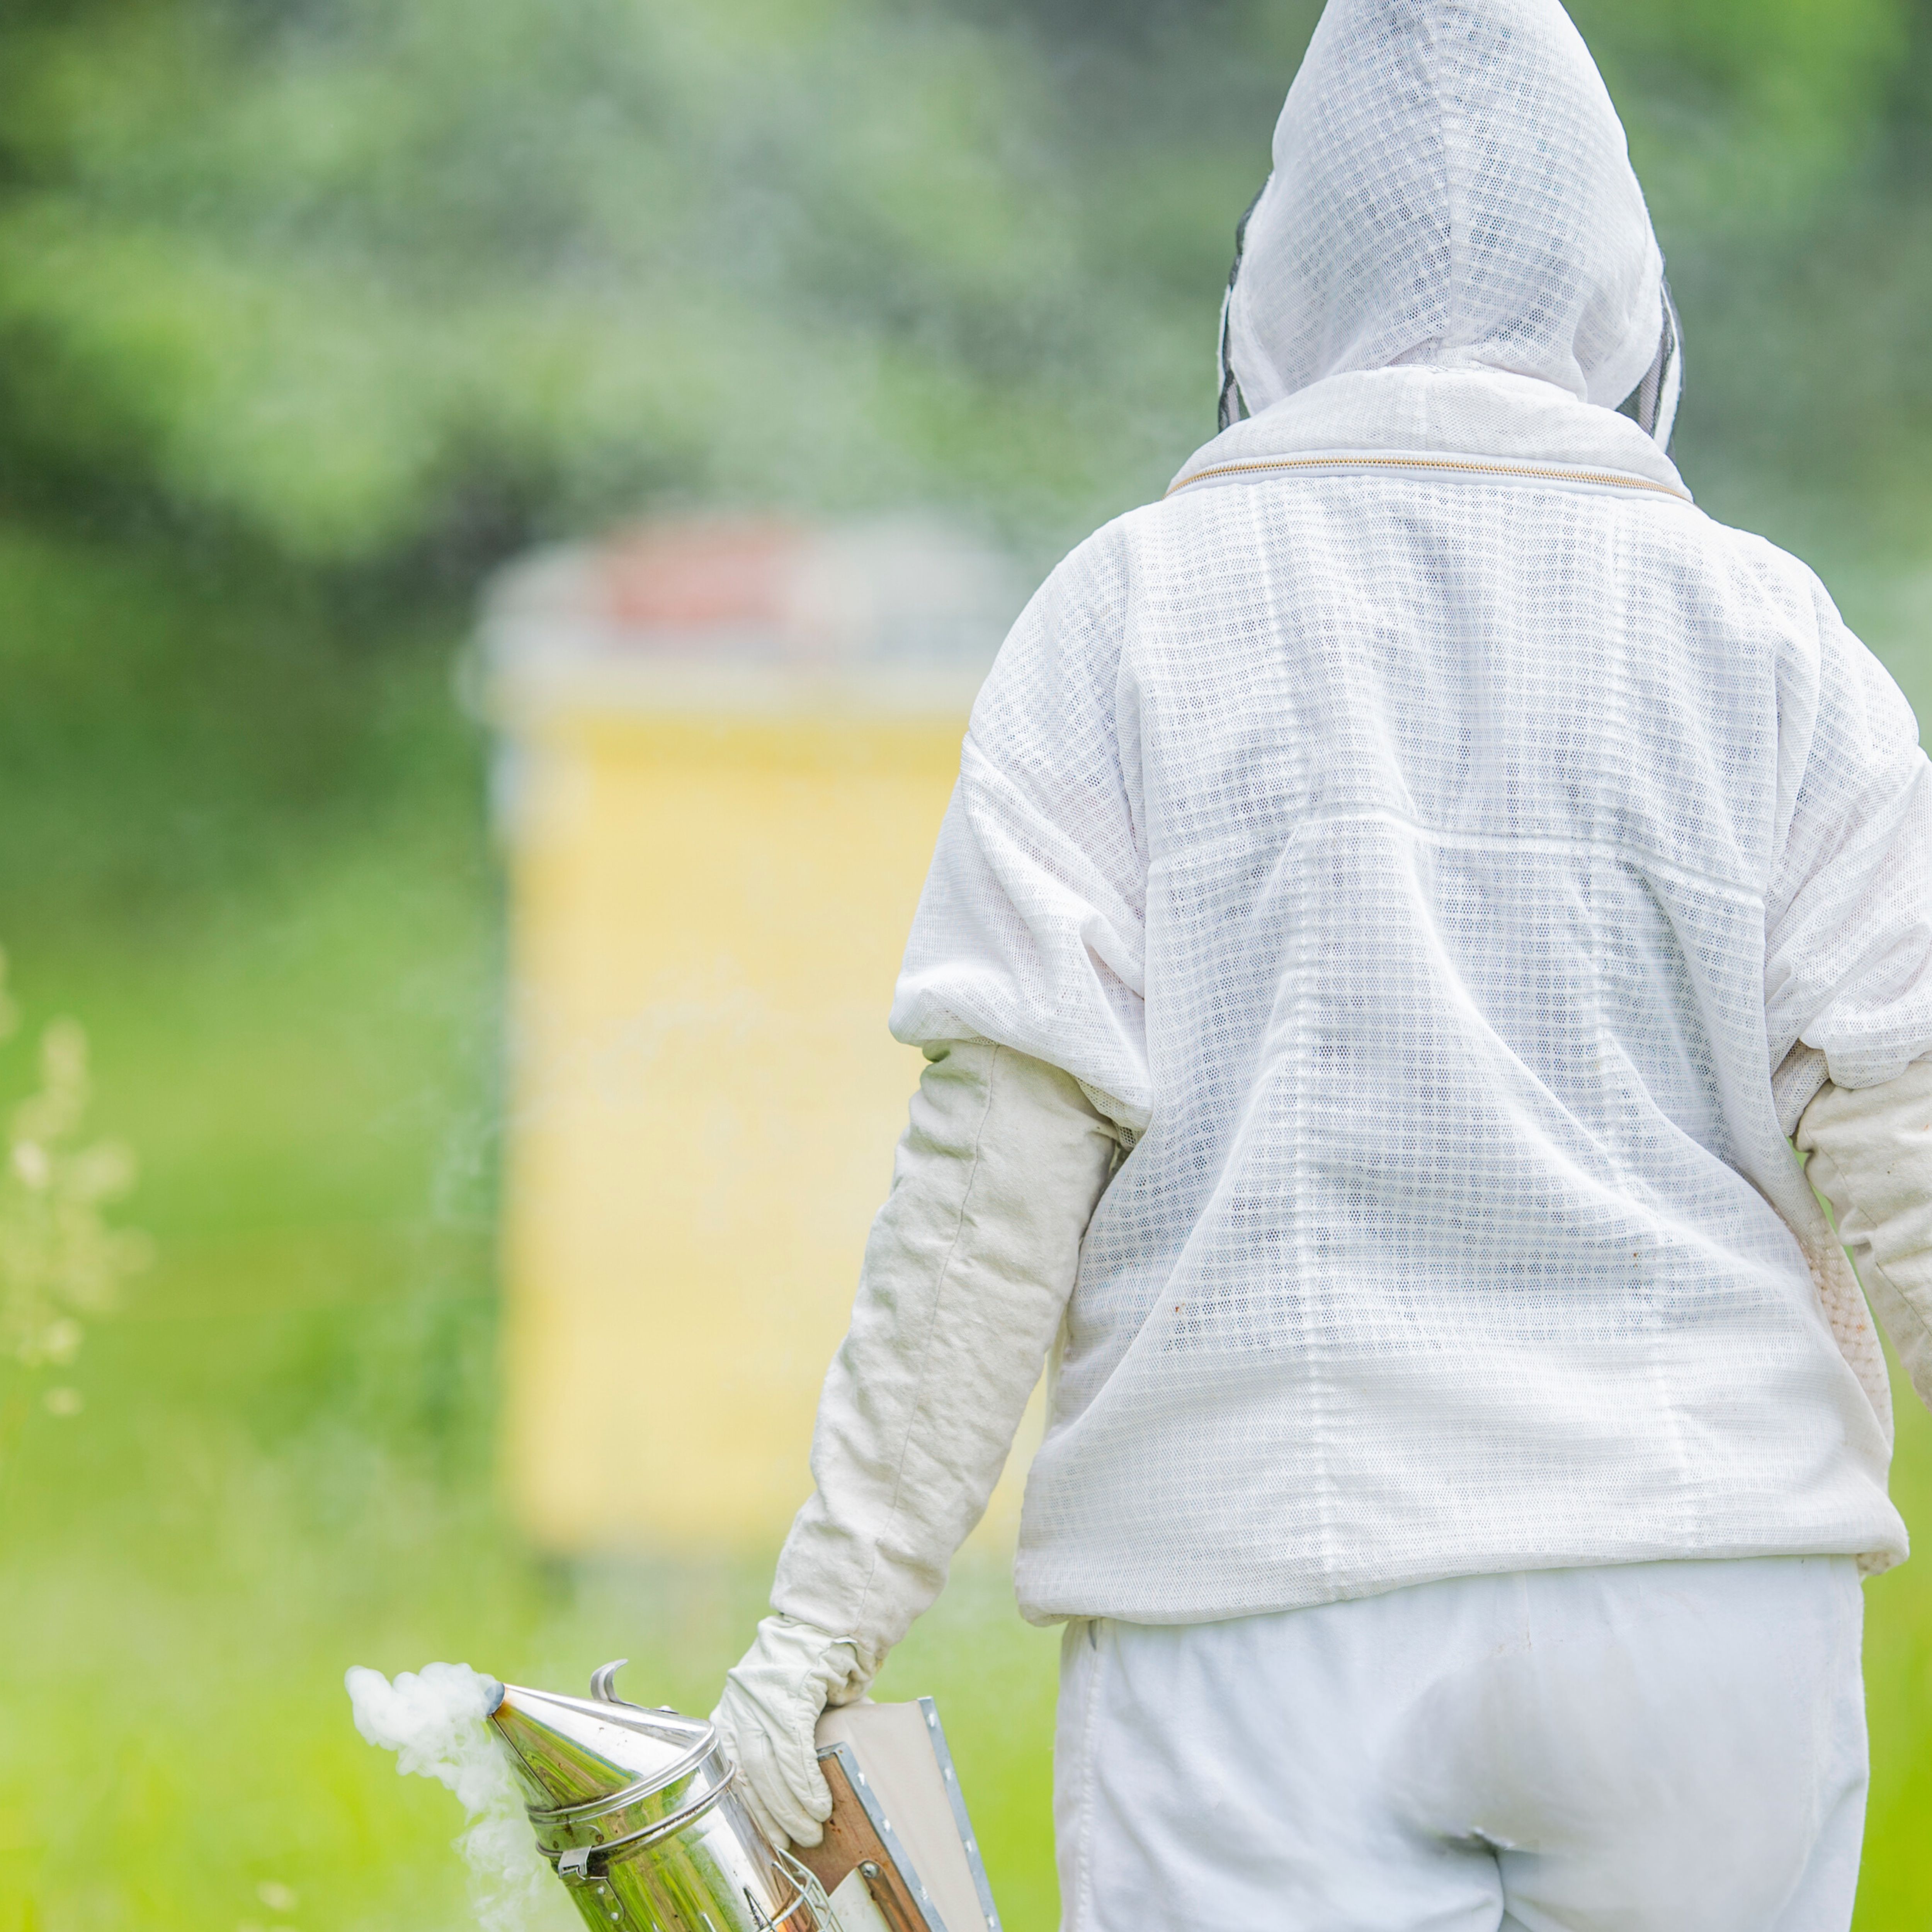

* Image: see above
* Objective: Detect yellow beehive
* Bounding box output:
[480,518,1032,1556]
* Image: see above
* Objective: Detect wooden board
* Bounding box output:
[791,1743,939,1932]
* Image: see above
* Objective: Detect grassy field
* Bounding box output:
[0,521,1929,1932]
[0,523,1067,1932]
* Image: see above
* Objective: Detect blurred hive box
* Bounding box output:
[477,516,1027,1555]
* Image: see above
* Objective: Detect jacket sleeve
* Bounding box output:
[890,527,1151,1135]
[770,1039,1122,1665]
[1797,1057,1932,1413]
[1765,585,1932,1133]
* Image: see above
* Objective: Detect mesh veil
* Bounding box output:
[1217,0,1672,434]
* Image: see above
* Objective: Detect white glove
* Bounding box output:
[722,1041,1122,1849]
[711,1614,875,1850]
[1798,1054,1932,1412]
[772,1039,1123,1659]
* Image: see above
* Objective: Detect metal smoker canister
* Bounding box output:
[488,1660,832,1932]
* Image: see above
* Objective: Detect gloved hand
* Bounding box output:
[710,1615,877,1849]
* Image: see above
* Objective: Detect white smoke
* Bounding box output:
[345,1661,565,1932]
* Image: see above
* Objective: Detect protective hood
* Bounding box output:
[1219,0,1681,444]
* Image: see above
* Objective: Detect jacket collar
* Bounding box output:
[1169,367,1692,504]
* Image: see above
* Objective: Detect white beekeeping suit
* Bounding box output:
[715,1,1932,1922]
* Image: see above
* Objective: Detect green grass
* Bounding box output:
[0,519,1929,1931]
[0,819,1065,1932]
[0,520,1064,1932]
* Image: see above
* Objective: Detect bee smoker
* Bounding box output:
[488,1661,832,1932]
[486,1662,1000,1932]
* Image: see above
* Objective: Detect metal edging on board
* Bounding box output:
[916,1698,1000,1932]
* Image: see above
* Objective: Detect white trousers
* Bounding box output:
[1054,1558,1867,1932]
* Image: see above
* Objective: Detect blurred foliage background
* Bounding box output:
[2,1,1932,1927]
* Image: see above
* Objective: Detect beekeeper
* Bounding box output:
[715,1,1932,1924]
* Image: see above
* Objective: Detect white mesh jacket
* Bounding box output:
[780,0,1932,1639]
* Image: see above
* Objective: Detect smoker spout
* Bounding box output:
[485,1664,718,1815]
